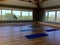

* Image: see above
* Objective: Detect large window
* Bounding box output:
[44,11,59,22]
[22,11,28,20]
[22,11,33,20]
[2,10,11,20]
[45,12,48,21]
[12,10,21,20]
[48,11,55,22]
[0,9,33,20]
[29,12,33,20]
[56,11,60,22]
[0,10,1,20]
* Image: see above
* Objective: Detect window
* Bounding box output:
[22,11,28,20]
[45,12,48,21]
[0,9,33,21]
[0,10,1,20]
[12,10,21,20]
[48,11,55,22]
[22,11,33,20]
[29,12,33,20]
[56,11,60,22]
[2,10,11,20]
[44,11,56,22]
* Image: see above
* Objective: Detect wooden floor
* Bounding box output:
[0,23,60,45]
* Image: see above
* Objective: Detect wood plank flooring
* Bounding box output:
[0,23,60,45]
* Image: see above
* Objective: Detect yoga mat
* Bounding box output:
[46,29,58,32]
[25,33,48,39]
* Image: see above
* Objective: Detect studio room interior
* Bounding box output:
[0,0,60,45]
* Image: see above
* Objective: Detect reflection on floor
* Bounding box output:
[0,23,59,45]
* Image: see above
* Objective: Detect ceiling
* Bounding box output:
[0,0,60,8]
[42,0,60,7]
[0,0,35,8]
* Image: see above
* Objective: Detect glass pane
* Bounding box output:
[48,11,55,22]
[0,10,1,20]
[2,10,11,20]
[12,10,21,20]
[22,11,28,20]
[56,11,60,22]
[45,12,48,21]
[29,12,33,20]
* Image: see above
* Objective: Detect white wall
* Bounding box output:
[42,0,60,8]
[0,0,35,8]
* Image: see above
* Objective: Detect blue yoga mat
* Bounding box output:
[46,29,58,32]
[25,33,48,39]
[30,26,41,28]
